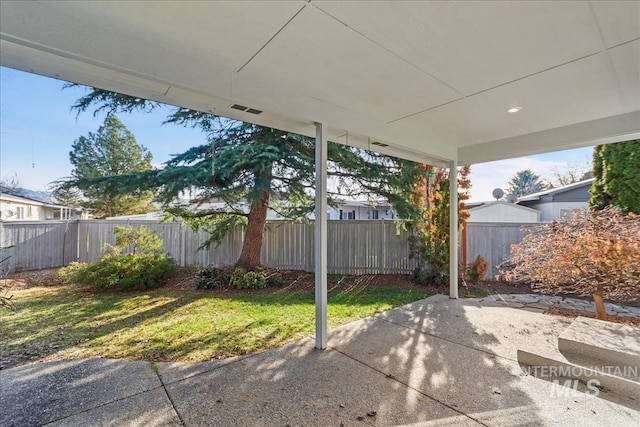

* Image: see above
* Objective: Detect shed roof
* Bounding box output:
[468,200,541,215]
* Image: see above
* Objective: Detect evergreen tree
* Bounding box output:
[589,140,640,215]
[50,186,82,207]
[67,88,428,270]
[58,116,155,218]
[508,169,547,197]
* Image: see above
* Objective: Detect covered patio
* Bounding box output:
[1,1,638,349]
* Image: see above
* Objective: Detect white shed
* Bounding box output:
[467,201,541,223]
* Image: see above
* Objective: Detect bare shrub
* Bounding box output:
[500,207,640,320]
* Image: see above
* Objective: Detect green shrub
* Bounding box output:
[108,225,164,255]
[412,266,446,286]
[195,267,269,290]
[229,268,267,290]
[266,274,284,288]
[59,253,177,291]
[57,261,86,283]
[59,225,177,291]
[194,268,226,289]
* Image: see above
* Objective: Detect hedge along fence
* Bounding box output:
[1,220,532,276]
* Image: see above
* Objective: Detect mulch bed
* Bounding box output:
[164,267,443,295]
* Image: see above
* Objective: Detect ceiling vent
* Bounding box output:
[229,104,262,115]
[371,141,389,147]
[230,104,248,111]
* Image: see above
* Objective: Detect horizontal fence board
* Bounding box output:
[2,220,536,277]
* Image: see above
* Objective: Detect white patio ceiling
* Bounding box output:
[1,1,639,166]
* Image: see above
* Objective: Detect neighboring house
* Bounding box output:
[105,211,163,221]
[467,201,541,223]
[107,199,396,221]
[0,192,84,221]
[328,199,395,220]
[517,178,594,221]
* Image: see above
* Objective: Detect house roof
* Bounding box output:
[0,191,74,209]
[468,200,541,215]
[517,178,595,202]
[1,2,638,166]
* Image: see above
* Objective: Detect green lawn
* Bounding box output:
[0,284,432,366]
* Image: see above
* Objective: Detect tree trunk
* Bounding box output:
[593,284,607,321]
[235,191,270,271]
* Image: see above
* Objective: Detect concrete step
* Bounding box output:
[558,316,640,369]
[518,349,640,400]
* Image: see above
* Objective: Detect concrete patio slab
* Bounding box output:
[156,354,250,385]
[373,294,572,360]
[0,358,162,427]
[1,294,638,426]
[330,307,639,426]
[46,388,181,427]
[164,338,482,427]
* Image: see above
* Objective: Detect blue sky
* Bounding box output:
[0,66,593,202]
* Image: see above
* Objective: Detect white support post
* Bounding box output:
[315,122,328,349]
[449,160,459,299]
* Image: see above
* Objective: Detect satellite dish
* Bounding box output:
[492,188,505,200]
[2,209,15,218]
[506,193,518,203]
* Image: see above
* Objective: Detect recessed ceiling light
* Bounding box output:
[508,106,522,113]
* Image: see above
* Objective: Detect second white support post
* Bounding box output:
[449,160,459,299]
[315,122,328,349]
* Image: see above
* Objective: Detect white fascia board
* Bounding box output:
[458,111,640,165]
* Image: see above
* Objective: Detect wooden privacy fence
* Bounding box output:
[464,222,537,279]
[1,220,534,276]
[1,221,78,273]
[2,220,419,274]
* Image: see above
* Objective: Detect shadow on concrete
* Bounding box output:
[157,295,546,426]
[0,358,179,426]
[326,295,543,426]
[2,295,638,426]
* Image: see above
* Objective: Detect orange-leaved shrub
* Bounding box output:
[466,255,489,283]
[499,207,639,320]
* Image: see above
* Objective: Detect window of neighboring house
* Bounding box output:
[370,209,379,219]
[347,210,356,220]
[27,206,33,218]
[560,208,580,220]
[339,209,344,220]
[16,206,25,219]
